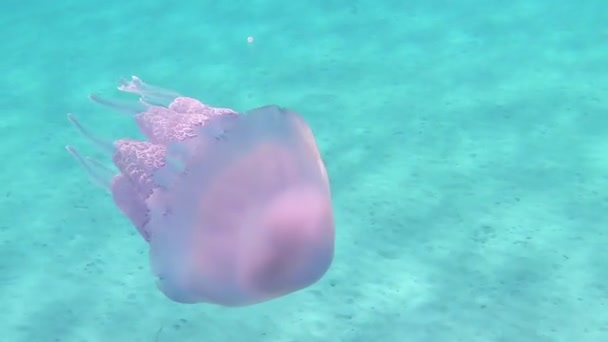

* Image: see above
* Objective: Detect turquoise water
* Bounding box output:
[2,0,608,341]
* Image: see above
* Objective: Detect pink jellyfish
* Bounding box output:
[66,76,334,306]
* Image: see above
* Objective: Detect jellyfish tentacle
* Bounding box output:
[118,75,181,107]
[89,94,148,114]
[67,113,114,154]
[65,145,113,190]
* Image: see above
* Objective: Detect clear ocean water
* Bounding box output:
[1,0,608,341]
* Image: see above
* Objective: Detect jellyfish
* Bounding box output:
[66,76,334,306]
